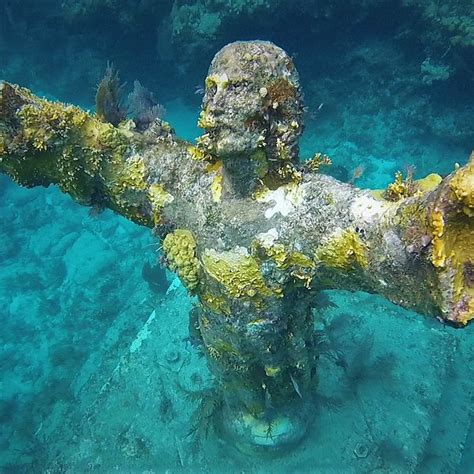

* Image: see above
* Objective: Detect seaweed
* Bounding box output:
[314,311,348,363]
[317,319,397,395]
[177,384,222,455]
[128,80,165,131]
[314,329,345,364]
[185,387,222,439]
[384,166,419,202]
[95,62,126,126]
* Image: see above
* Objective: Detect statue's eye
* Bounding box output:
[227,80,248,93]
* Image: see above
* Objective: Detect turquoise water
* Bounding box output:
[1,1,474,472]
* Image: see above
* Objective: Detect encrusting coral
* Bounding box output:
[163,229,200,291]
[384,169,418,202]
[426,155,474,324]
[202,247,274,302]
[316,229,368,272]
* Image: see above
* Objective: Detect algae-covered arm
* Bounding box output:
[0,81,210,229]
[281,155,474,326]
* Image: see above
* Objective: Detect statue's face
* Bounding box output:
[200,41,304,162]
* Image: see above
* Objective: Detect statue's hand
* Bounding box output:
[427,152,474,325]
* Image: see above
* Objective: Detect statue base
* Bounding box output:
[219,403,311,454]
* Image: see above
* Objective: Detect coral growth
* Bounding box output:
[430,209,446,268]
[1,36,474,464]
[0,83,154,225]
[148,184,174,225]
[304,153,332,173]
[450,158,474,211]
[202,247,273,301]
[179,385,223,454]
[316,229,368,271]
[128,80,165,131]
[95,63,126,126]
[252,241,314,271]
[162,229,200,291]
[428,154,474,325]
[61,0,163,27]
[384,169,418,202]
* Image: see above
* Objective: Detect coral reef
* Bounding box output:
[61,0,168,27]
[1,0,472,184]
[450,158,474,210]
[0,0,473,467]
[426,157,474,324]
[404,0,474,48]
[197,41,304,195]
[316,229,368,271]
[0,82,180,226]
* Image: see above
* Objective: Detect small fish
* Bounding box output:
[350,164,365,184]
[289,373,303,399]
[436,316,446,325]
[194,85,204,95]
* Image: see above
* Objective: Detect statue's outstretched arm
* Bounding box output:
[0,81,207,229]
[285,155,474,325]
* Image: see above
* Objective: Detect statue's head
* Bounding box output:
[198,41,304,193]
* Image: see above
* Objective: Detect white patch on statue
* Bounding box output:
[256,228,279,246]
[260,183,306,219]
[350,194,387,225]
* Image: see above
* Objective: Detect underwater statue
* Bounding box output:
[1,41,473,452]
